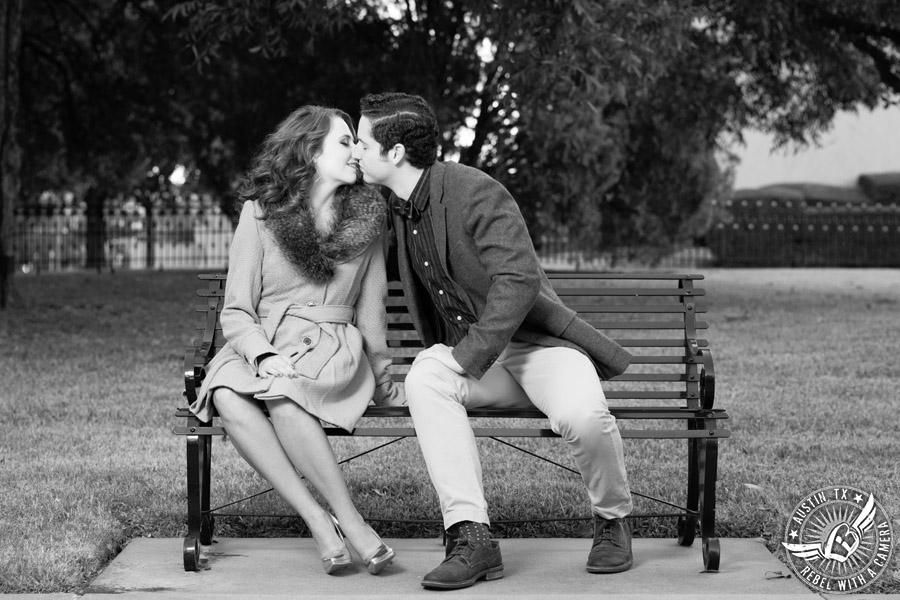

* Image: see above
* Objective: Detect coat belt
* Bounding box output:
[282,305,354,324]
[259,304,355,341]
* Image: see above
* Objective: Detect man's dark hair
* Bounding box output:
[360,93,439,168]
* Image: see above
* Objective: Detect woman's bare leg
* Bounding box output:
[212,388,343,556]
[266,397,384,560]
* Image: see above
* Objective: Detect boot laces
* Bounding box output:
[596,519,620,545]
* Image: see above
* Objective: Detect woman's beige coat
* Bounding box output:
[191,195,398,431]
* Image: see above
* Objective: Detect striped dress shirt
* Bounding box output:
[393,168,475,346]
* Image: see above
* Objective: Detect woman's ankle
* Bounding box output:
[307,513,343,553]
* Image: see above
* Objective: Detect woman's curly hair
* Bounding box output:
[359,93,439,168]
[238,105,356,219]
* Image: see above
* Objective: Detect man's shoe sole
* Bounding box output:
[586,557,633,574]
[421,565,504,589]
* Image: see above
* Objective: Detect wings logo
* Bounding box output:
[782,486,893,593]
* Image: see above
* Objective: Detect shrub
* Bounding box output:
[707,187,805,266]
[708,183,900,267]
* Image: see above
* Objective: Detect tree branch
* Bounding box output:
[21,33,84,169]
[814,11,900,47]
[50,0,101,39]
[461,63,503,166]
[849,35,900,95]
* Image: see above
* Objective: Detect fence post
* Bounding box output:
[145,204,154,269]
[85,189,106,273]
[0,253,13,308]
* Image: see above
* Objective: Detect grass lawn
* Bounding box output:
[1,268,899,593]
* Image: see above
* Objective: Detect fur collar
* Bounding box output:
[265,184,386,283]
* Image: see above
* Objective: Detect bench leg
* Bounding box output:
[677,431,699,547]
[698,423,721,571]
[200,433,214,545]
[183,415,214,572]
[184,432,203,571]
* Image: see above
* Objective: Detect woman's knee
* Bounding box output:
[212,388,258,423]
[266,398,317,429]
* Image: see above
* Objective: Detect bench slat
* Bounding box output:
[174,424,729,440]
[617,339,708,347]
[609,373,698,382]
[387,312,710,329]
[332,427,729,439]
[605,391,691,399]
[387,273,705,283]
[381,375,697,398]
[545,273,704,280]
[389,297,707,313]
[384,338,712,348]
[552,304,707,313]
[359,406,727,420]
[559,288,706,297]
[552,287,705,297]
[175,406,727,421]
[192,325,708,339]
[387,348,702,363]
[203,287,707,300]
[575,318,709,329]
[194,338,711,352]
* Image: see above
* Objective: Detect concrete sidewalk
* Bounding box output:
[89,537,819,599]
[8,537,894,599]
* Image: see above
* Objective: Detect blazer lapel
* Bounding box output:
[429,162,449,273]
[426,162,479,319]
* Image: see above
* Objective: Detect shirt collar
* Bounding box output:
[391,168,430,220]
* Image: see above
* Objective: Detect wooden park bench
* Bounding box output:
[175,272,729,573]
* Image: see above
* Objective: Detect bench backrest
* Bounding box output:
[193,273,710,410]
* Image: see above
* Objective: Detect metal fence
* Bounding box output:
[706,198,900,267]
[10,201,899,274]
[12,206,232,273]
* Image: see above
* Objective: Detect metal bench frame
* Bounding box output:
[175,272,729,572]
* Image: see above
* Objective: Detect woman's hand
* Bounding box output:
[373,381,407,406]
[258,354,299,378]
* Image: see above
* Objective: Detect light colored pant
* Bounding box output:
[405,340,633,530]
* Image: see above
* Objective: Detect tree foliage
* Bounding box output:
[168,0,697,245]
[9,0,900,264]
[693,0,900,147]
[21,0,189,197]
[463,1,691,247]
[164,0,899,250]
[18,0,198,268]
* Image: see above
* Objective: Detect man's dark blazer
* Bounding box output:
[392,160,633,380]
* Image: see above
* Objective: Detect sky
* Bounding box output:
[731,105,900,190]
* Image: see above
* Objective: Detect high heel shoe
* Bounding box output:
[315,514,353,574]
[348,524,395,575]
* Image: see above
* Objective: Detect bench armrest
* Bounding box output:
[698,348,716,410]
[183,347,200,404]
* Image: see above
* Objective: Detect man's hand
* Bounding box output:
[413,343,467,375]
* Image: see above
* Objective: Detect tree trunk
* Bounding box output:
[1,0,24,308]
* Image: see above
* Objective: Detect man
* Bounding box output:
[353,92,635,590]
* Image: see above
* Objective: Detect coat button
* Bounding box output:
[302,337,312,345]
[306,301,317,307]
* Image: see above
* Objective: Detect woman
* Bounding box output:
[190,105,402,575]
